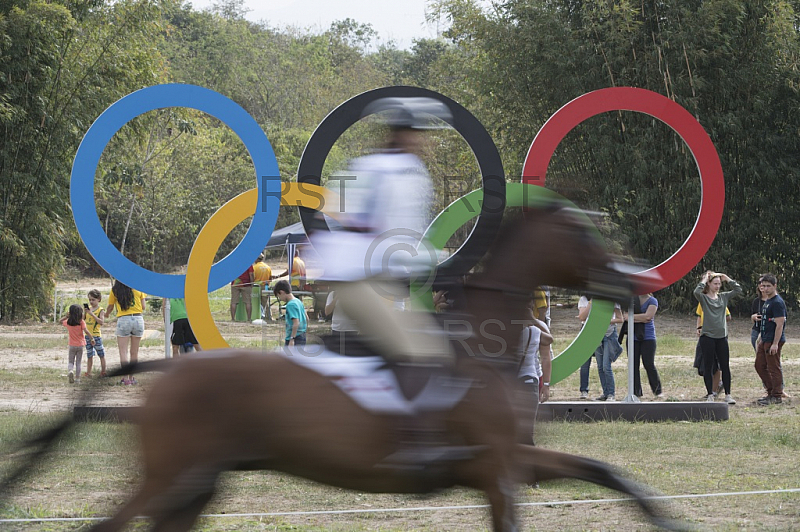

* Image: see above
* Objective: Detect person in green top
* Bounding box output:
[694,300,730,397]
[694,271,742,404]
[161,298,201,358]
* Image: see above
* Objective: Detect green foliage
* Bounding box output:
[88,108,262,272]
[434,0,800,311]
[0,0,163,321]
[6,0,800,320]
[2,1,403,320]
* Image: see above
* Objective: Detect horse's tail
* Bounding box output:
[0,417,74,502]
[517,445,692,531]
[0,359,174,502]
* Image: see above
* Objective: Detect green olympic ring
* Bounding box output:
[418,182,613,385]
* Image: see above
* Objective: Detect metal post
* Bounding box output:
[53,287,58,323]
[623,298,640,403]
[164,299,172,359]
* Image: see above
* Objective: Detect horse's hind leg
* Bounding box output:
[481,461,519,532]
[518,444,648,493]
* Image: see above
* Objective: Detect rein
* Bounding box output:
[464,281,535,301]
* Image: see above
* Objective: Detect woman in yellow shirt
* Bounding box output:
[106,280,146,385]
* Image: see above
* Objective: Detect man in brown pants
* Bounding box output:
[755,274,786,405]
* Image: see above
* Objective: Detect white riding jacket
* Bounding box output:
[313,151,435,281]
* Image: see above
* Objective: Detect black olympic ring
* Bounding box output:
[295,86,506,281]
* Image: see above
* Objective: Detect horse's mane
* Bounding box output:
[444,208,551,370]
[450,203,595,370]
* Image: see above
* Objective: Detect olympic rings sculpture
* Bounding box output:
[70,83,725,383]
[523,87,725,294]
[71,84,282,299]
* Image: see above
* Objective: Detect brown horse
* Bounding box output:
[1,205,677,531]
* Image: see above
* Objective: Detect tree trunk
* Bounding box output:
[120,194,136,258]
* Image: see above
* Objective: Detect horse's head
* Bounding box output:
[477,205,643,302]
[458,204,646,367]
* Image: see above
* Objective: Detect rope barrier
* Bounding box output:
[1,487,797,523]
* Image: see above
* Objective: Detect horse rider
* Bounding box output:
[311,97,469,470]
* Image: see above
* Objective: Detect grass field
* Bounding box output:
[0,303,797,531]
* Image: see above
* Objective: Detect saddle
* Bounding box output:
[281,336,482,477]
[282,335,472,415]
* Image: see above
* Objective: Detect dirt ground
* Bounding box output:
[2,273,284,413]
[1,287,798,531]
[0,291,780,413]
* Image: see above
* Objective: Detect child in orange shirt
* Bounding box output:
[60,304,94,384]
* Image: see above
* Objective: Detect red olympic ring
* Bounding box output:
[522,87,725,293]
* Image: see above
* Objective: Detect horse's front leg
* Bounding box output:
[90,477,165,532]
[485,469,518,532]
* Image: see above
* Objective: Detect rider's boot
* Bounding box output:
[377,366,485,473]
[380,414,474,469]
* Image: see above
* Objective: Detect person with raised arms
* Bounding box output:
[694,271,742,404]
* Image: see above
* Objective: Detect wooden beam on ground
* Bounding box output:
[538,401,728,422]
[77,402,729,424]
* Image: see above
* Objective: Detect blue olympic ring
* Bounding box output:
[70,84,281,298]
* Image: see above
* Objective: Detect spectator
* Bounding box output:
[274,249,306,289]
[253,254,273,319]
[325,290,358,352]
[694,297,730,397]
[83,289,106,378]
[230,262,254,321]
[750,276,767,352]
[751,275,789,400]
[162,298,201,358]
[106,280,146,385]
[587,298,624,402]
[694,271,742,404]
[533,288,548,323]
[274,280,307,347]
[541,288,552,329]
[60,304,93,384]
[518,303,553,444]
[624,293,663,399]
[755,274,786,405]
[577,295,593,399]
[293,252,306,288]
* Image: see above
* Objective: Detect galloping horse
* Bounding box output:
[1,205,677,531]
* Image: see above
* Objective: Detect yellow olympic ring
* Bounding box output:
[185,183,338,349]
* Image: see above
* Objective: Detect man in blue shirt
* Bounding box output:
[273,280,307,346]
[755,274,786,405]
